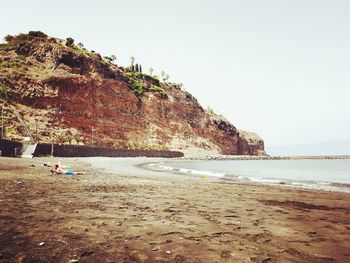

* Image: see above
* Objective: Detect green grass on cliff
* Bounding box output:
[0,60,27,75]
[124,71,167,97]
[149,85,166,95]
[125,71,161,83]
[124,71,149,82]
[72,46,94,58]
[124,72,145,97]
[0,43,12,50]
[130,80,144,97]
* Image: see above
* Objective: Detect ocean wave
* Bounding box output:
[153,164,225,178]
[248,177,283,184]
[179,168,225,177]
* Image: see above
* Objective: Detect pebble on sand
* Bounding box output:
[39,242,45,246]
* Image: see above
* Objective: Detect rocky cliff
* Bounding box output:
[0,31,265,155]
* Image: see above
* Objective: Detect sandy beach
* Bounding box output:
[0,157,350,263]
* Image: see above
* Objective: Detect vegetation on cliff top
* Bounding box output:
[3,31,48,45]
[124,71,166,97]
[1,31,178,99]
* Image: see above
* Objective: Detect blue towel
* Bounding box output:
[66,169,74,175]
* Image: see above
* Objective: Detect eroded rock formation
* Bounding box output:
[0,32,265,155]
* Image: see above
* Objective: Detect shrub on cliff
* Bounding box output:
[28,31,48,38]
[0,83,8,100]
[149,85,166,95]
[3,34,29,45]
[124,72,145,97]
[103,56,113,63]
[77,42,84,49]
[4,31,47,45]
[4,35,14,43]
[132,81,143,97]
[103,55,117,64]
[66,37,74,47]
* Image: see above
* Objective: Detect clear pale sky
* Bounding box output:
[1,0,349,148]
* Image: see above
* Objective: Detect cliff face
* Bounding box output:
[0,32,265,155]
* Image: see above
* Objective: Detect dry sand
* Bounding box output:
[0,157,350,263]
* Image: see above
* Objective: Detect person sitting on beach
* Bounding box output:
[50,164,85,175]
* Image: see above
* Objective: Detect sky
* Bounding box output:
[1,0,349,149]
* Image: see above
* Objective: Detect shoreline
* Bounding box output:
[179,154,350,161]
[136,158,350,194]
[1,157,350,262]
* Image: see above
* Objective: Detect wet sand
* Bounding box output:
[0,157,350,263]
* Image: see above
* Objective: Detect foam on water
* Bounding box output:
[149,163,225,178]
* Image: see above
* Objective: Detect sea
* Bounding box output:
[85,157,350,193]
[147,159,350,192]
